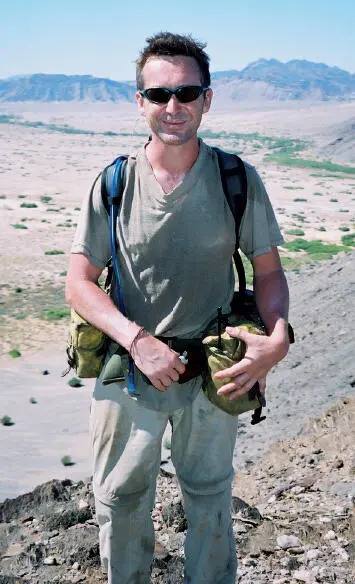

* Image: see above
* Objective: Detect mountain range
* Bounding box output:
[1,59,354,103]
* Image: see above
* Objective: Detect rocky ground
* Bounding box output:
[1,396,354,584]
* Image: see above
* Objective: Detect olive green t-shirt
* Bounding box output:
[71,140,283,411]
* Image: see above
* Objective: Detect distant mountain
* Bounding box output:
[0,74,135,102]
[211,59,355,101]
[1,60,354,103]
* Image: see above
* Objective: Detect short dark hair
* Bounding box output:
[136,32,211,90]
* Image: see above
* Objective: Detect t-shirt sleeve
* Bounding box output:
[70,173,111,269]
[239,164,284,260]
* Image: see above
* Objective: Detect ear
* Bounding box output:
[136,91,146,116]
[202,88,213,114]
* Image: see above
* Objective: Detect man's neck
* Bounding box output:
[146,136,200,175]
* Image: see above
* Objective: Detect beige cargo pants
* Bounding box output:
[90,379,239,584]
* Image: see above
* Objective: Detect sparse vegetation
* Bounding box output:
[8,348,21,358]
[0,114,148,138]
[339,227,350,232]
[285,229,305,236]
[265,155,355,175]
[41,307,70,321]
[44,249,65,255]
[293,198,307,202]
[329,198,338,202]
[40,195,52,203]
[341,233,355,247]
[313,192,323,196]
[283,238,350,257]
[20,202,37,208]
[68,377,84,388]
[1,415,15,426]
[12,223,28,229]
[61,455,75,467]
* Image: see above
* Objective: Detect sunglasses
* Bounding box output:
[139,85,209,104]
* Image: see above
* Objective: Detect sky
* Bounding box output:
[1,0,354,81]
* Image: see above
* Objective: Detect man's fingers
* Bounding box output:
[152,379,168,392]
[225,326,251,341]
[217,376,258,399]
[214,358,250,380]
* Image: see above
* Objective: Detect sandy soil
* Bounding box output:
[0,101,354,503]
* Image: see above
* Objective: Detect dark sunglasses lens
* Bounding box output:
[176,86,203,103]
[145,88,171,103]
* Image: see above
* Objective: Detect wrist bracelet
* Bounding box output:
[129,326,146,357]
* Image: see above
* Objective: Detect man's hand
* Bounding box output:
[131,332,186,392]
[213,325,289,400]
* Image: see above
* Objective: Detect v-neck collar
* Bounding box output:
[138,140,208,207]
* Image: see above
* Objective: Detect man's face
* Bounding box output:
[136,55,213,146]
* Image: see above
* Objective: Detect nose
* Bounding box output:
[165,94,181,114]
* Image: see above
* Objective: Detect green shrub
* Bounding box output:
[29,397,38,404]
[68,377,84,388]
[40,195,52,203]
[341,233,355,247]
[283,238,348,256]
[339,209,349,213]
[318,226,326,232]
[20,202,37,208]
[313,192,323,196]
[339,227,350,232]
[12,223,28,229]
[8,348,21,358]
[329,198,338,202]
[291,213,306,223]
[44,249,65,255]
[285,228,305,236]
[61,455,75,467]
[265,155,355,175]
[15,313,26,320]
[1,415,15,426]
[307,252,334,261]
[293,198,307,202]
[41,307,70,321]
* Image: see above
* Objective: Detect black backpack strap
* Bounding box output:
[213,147,248,299]
[101,155,128,215]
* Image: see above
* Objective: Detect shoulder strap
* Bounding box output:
[212,147,248,298]
[101,155,128,214]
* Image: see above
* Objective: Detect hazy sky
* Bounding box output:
[1,0,354,80]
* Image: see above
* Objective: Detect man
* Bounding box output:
[66,32,290,584]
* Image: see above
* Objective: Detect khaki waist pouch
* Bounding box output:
[66,309,109,378]
[202,321,265,417]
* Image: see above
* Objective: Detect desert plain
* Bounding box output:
[0,98,354,508]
